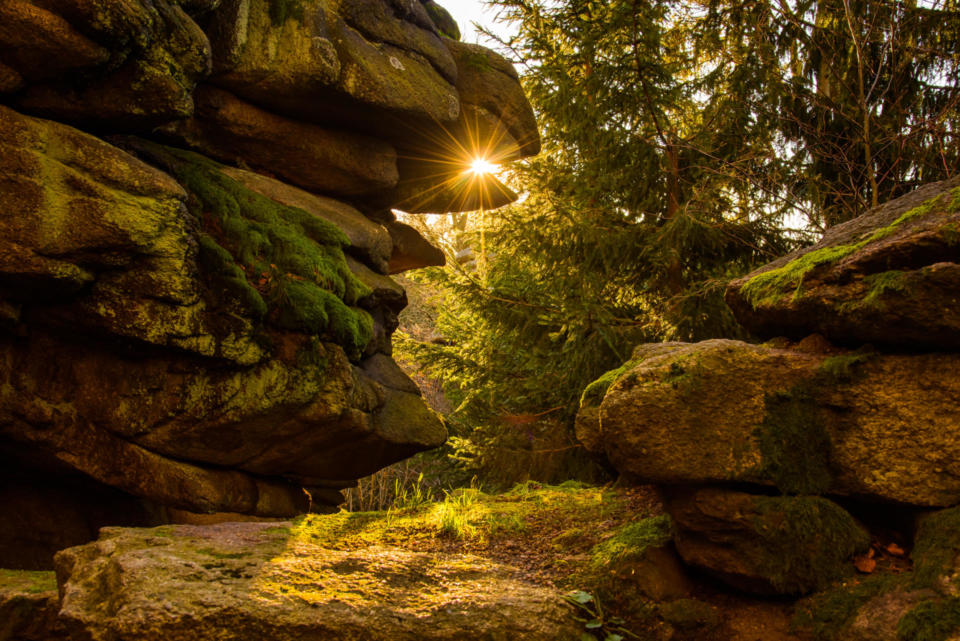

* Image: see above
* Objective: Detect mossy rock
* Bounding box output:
[54,521,582,641]
[668,488,869,596]
[14,0,212,129]
[130,140,375,360]
[912,507,960,591]
[589,338,960,507]
[727,177,960,350]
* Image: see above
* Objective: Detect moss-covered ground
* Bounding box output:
[289,482,663,589]
[0,569,57,594]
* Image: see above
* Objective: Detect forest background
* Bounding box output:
[346,0,960,508]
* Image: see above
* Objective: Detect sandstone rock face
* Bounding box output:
[726,177,960,350]
[210,0,460,137]
[386,220,446,273]
[0,0,537,568]
[54,523,581,641]
[162,86,399,198]
[666,488,869,596]
[584,339,960,507]
[0,111,446,525]
[5,0,212,128]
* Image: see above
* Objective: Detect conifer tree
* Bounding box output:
[399,0,960,473]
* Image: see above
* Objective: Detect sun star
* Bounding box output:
[468,157,499,176]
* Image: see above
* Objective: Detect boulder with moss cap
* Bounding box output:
[726,177,960,350]
[578,338,960,506]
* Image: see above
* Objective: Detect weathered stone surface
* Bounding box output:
[0,105,264,363]
[727,177,960,350]
[384,155,520,213]
[0,106,445,523]
[54,522,581,641]
[387,220,446,273]
[0,1,109,82]
[446,39,540,157]
[0,61,23,93]
[11,0,211,129]
[361,353,420,394]
[211,0,460,138]
[0,569,67,641]
[582,339,960,506]
[847,588,939,641]
[162,86,399,197]
[423,0,460,40]
[666,488,869,596]
[371,40,535,214]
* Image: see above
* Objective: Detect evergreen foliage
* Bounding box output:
[398,0,960,476]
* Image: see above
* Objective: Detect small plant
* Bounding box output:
[565,590,641,641]
[392,473,435,510]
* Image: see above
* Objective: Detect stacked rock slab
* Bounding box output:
[577,178,960,635]
[0,0,539,569]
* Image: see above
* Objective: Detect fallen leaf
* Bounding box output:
[854,555,877,573]
[886,543,906,557]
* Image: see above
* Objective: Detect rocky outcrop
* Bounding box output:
[577,181,960,618]
[52,522,581,641]
[0,0,538,567]
[726,177,960,350]
[4,0,211,128]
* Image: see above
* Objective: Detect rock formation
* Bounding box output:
[578,178,960,636]
[0,0,539,568]
[51,522,578,641]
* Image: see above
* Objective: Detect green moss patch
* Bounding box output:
[793,574,904,641]
[741,188,959,308]
[590,516,672,568]
[897,598,960,641]
[0,569,58,594]
[580,359,639,407]
[752,496,870,594]
[149,144,373,359]
[756,349,874,495]
[912,507,960,589]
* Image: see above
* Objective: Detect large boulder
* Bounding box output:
[726,177,960,350]
[578,339,960,506]
[0,0,540,572]
[53,522,581,641]
[665,487,869,596]
[0,106,445,554]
